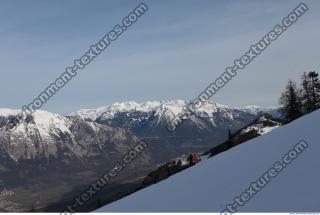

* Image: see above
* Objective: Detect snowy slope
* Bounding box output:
[97,110,320,212]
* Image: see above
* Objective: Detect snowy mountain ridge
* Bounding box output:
[0,101,279,131]
[71,100,280,122]
[0,109,73,143]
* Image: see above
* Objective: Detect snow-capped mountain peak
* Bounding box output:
[0,109,71,138]
[71,100,186,121]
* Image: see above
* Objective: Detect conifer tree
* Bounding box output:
[279,80,303,121]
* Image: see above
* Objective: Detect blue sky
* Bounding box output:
[0,0,319,114]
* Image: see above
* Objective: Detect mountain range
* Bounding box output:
[0,100,281,212]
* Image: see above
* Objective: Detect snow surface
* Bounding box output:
[96,110,320,212]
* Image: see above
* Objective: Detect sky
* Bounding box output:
[0,0,319,114]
